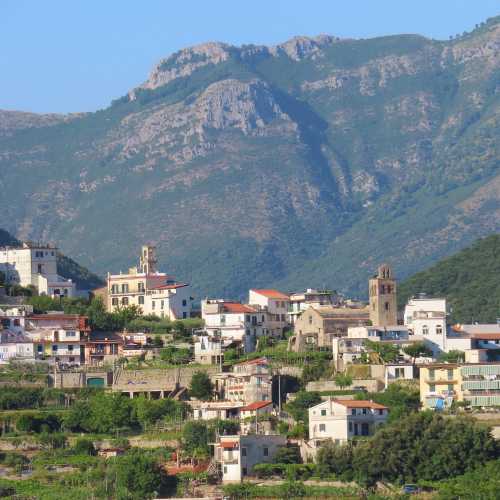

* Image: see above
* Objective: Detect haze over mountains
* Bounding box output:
[1,16,499,298]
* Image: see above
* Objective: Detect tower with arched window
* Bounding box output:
[368,264,397,326]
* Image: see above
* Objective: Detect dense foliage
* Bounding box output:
[284,391,322,424]
[398,235,500,323]
[189,371,213,400]
[355,382,420,422]
[317,412,499,486]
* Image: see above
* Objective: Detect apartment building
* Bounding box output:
[0,330,34,364]
[24,314,90,366]
[0,243,75,297]
[214,358,272,403]
[107,245,193,320]
[202,300,265,353]
[248,289,290,336]
[309,398,388,447]
[420,363,500,409]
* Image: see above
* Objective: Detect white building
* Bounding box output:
[24,313,89,365]
[202,300,265,353]
[194,334,240,365]
[107,245,193,320]
[0,330,34,364]
[308,398,388,448]
[214,434,286,482]
[0,243,75,297]
[0,304,32,334]
[288,289,338,325]
[188,400,243,420]
[248,289,290,336]
[384,364,416,387]
[404,297,447,355]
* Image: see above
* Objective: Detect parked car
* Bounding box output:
[402,484,420,494]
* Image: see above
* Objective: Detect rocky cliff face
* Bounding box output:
[1,16,499,298]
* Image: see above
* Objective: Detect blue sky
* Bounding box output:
[1,0,499,113]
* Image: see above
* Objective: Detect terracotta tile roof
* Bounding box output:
[220,440,239,448]
[251,289,289,300]
[333,399,388,410]
[241,401,273,411]
[471,333,500,340]
[222,303,256,314]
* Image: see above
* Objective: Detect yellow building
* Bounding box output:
[106,245,193,320]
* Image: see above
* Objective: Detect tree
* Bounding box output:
[403,342,433,364]
[355,382,420,422]
[273,445,302,464]
[73,438,96,456]
[334,372,353,389]
[112,449,163,499]
[365,340,399,363]
[189,371,213,400]
[301,361,332,385]
[181,421,209,460]
[350,412,499,486]
[439,350,465,363]
[284,391,321,424]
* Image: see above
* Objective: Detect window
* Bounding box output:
[320,409,327,416]
[242,467,247,476]
[37,345,43,353]
[395,367,405,379]
[362,408,367,415]
[121,284,129,293]
[436,325,443,335]
[111,284,119,294]
[223,466,227,474]
[138,295,144,305]
[348,421,353,432]
[309,315,313,325]
[245,315,250,323]
[447,369,454,380]
[68,345,73,352]
[161,300,164,309]
[422,325,429,335]
[13,319,20,327]
[112,298,118,306]
[52,345,58,352]
[319,424,326,432]
[378,409,384,415]
[122,297,129,306]
[242,447,247,457]
[263,447,268,457]
[429,368,435,380]
[182,299,187,306]
[37,264,43,274]
[447,384,454,392]
[351,409,356,415]
[66,331,76,337]
[429,384,436,393]
[138,282,144,292]
[152,301,155,310]
[384,302,389,311]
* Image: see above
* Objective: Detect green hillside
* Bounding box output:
[398,234,500,323]
[1,16,500,298]
[0,229,104,291]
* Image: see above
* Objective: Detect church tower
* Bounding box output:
[140,245,157,275]
[369,264,397,326]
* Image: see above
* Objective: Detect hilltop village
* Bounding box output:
[0,240,499,498]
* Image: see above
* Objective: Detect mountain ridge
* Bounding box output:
[1,16,499,299]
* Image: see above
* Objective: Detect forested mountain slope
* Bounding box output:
[1,16,499,298]
[398,234,500,323]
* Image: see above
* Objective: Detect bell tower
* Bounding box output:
[369,264,397,326]
[140,245,157,275]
